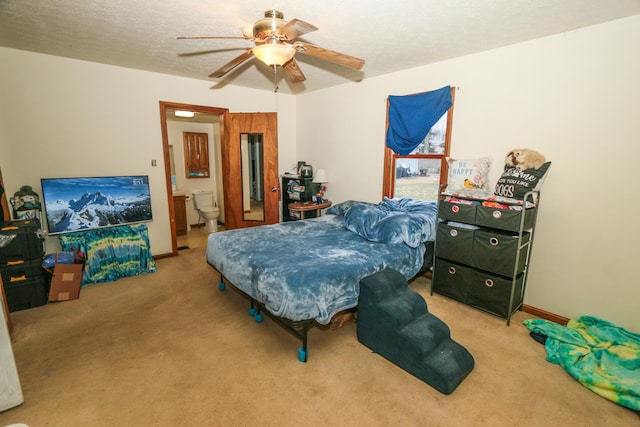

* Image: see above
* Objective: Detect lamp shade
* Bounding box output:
[253,43,296,66]
[313,169,328,183]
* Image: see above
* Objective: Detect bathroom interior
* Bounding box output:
[166,109,222,249]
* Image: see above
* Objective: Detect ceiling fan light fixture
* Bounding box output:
[175,110,194,118]
[253,43,295,67]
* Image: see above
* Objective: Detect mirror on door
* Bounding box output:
[241,133,264,222]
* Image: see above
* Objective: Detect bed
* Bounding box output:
[205,197,438,361]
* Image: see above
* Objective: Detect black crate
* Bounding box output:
[3,274,48,312]
[1,258,45,284]
[0,218,43,262]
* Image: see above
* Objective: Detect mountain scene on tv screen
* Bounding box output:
[43,177,152,233]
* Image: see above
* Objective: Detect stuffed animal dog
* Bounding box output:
[505,149,546,171]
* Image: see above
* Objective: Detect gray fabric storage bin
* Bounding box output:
[435,222,477,266]
[475,205,536,232]
[437,200,477,223]
[471,230,530,277]
[465,270,524,318]
[432,260,470,301]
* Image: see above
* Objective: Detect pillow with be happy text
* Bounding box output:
[446,156,492,191]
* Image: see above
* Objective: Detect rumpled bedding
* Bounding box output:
[206,198,437,325]
[524,316,640,410]
[344,197,438,248]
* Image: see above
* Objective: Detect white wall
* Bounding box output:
[0,48,297,255]
[297,15,640,332]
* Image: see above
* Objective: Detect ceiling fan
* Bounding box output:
[178,10,365,86]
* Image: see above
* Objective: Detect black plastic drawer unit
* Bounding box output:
[3,275,48,312]
[1,218,45,312]
[0,219,43,262]
[0,258,44,284]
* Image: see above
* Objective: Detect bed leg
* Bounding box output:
[298,346,308,363]
[298,331,308,362]
[297,322,312,363]
[249,299,264,323]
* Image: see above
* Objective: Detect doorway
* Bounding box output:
[158,102,280,255]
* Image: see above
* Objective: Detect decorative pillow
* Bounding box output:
[446,156,492,191]
[325,200,373,217]
[343,202,435,248]
[494,161,551,199]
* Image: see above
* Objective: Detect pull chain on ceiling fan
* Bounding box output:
[178,10,365,87]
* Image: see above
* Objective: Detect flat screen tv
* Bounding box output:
[40,175,153,235]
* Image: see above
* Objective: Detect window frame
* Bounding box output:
[382,86,456,199]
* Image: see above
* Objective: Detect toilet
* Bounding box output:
[192,190,220,232]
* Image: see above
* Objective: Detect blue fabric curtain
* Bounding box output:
[386,86,452,155]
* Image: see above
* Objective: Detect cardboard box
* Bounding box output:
[48,259,84,302]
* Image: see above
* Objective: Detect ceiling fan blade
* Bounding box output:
[295,42,365,70]
[283,59,306,83]
[178,35,251,40]
[276,19,318,41]
[208,49,254,78]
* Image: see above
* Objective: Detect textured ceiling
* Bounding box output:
[1,0,639,95]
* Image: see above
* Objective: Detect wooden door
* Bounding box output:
[222,112,279,229]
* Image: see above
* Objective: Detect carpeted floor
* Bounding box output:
[1,241,638,426]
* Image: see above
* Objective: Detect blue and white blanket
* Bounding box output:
[206,198,437,324]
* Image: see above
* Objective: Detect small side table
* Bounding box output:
[288,201,332,220]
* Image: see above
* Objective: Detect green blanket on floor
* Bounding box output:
[524,316,640,411]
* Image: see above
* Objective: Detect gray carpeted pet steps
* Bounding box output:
[357,268,474,395]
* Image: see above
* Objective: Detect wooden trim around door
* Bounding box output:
[158,101,228,256]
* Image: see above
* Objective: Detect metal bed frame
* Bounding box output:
[213,268,315,362]
[208,241,435,363]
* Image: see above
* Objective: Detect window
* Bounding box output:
[382,87,456,201]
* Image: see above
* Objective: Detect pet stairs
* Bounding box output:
[357,268,474,395]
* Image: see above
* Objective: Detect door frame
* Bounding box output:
[159,101,227,256]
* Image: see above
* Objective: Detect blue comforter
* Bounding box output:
[206,198,437,324]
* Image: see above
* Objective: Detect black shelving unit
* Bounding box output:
[281,176,319,221]
[431,190,539,325]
